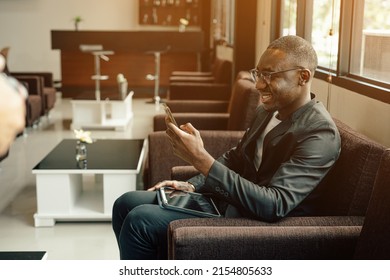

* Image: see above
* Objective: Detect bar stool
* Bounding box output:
[145,46,170,106]
[91,50,114,100]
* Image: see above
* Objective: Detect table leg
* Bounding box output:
[102,174,137,214]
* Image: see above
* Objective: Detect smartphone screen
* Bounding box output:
[162,103,178,127]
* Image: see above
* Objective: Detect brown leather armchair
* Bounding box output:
[11,72,56,115]
[154,72,260,131]
[2,47,56,116]
[168,59,233,101]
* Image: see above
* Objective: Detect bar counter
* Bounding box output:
[51,30,204,98]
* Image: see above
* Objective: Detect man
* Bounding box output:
[112,35,341,259]
[0,54,26,156]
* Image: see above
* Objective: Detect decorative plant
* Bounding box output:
[74,129,93,144]
[73,16,83,31]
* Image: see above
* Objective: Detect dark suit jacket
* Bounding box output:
[189,97,341,222]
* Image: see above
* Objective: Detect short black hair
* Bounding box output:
[268,35,318,73]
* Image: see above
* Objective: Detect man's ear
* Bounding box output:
[299,69,311,85]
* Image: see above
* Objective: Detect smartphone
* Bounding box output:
[162,103,178,127]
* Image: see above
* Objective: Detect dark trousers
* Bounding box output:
[112,191,199,260]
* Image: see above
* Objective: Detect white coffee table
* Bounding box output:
[32,139,146,227]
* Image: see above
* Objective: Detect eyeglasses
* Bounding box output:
[249,67,305,84]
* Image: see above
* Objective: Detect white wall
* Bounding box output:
[0,0,194,80]
[313,79,390,147]
[0,0,137,79]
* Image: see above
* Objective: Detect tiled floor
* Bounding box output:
[0,95,161,259]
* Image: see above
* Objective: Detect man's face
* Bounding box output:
[255,49,307,118]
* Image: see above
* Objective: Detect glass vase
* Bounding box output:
[75,141,87,162]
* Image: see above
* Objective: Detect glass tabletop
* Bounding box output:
[33,139,144,170]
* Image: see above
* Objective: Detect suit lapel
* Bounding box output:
[242,109,273,169]
[246,109,272,145]
[263,118,292,149]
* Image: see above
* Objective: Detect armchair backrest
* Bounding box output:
[212,59,232,84]
[226,71,261,130]
[354,149,390,259]
[313,119,386,216]
[11,72,54,87]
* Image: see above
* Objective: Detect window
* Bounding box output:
[211,0,235,45]
[311,0,340,71]
[350,0,390,84]
[282,0,297,36]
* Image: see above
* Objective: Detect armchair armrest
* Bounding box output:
[153,113,230,131]
[169,83,231,100]
[171,166,199,181]
[168,216,364,260]
[165,100,229,113]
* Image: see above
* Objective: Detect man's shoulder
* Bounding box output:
[295,101,338,133]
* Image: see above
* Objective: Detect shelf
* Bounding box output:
[139,0,201,26]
